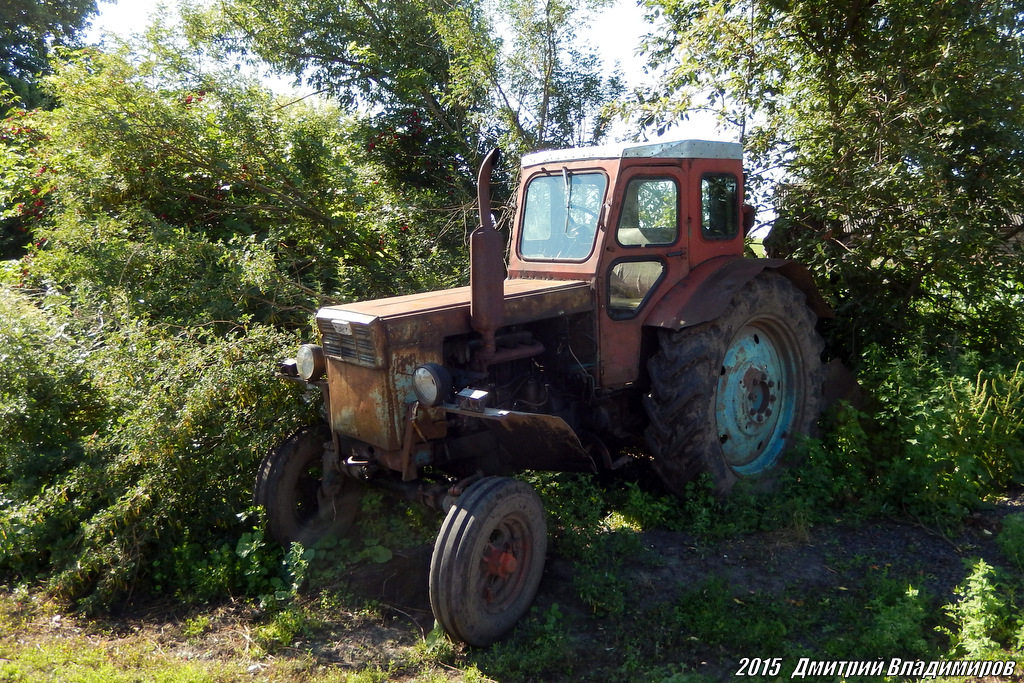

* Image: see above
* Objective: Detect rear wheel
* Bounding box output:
[429,477,547,646]
[254,424,361,547]
[644,271,825,494]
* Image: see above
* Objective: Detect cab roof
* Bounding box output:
[520,139,743,167]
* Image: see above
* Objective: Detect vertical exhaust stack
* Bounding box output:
[470,148,504,369]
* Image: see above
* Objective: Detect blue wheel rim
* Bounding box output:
[715,323,798,476]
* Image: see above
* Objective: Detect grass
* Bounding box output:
[2,473,1023,682]
[0,589,474,683]
[0,594,240,683]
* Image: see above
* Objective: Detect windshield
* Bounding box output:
[519,171,606,260]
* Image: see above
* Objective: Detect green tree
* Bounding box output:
[633,0,1024,359]
[1,0,98,110]
[193,0,491,181]
[3,38,466,327]
[193,0,622,195]
[2,0,98,255]
[490,0,623,155]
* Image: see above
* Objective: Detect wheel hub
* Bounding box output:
[483,543,519,582]
[716,324,796,474]
[478,522,530,607]
[742,366,775,425]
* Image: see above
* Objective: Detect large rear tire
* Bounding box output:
[644,271,825,494]
[254,424,361,547]
[429,477,547,647]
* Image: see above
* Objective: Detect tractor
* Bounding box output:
[258,140,831,646]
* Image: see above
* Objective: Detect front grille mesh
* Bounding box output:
[319,320,380,367]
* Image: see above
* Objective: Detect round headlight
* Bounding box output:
[296,344,326,381]
[412,363,452,406]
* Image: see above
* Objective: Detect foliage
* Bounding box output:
[0,280,324,603]
[0,91,51,258]
[773,349,1024,530]
[1,0,97,111]
[857,577,931,657]
[635,0,1024,357]
[941,559,1019,658]
[0,3,499,610]
[0,288,106,500]
[3,45,465,325]
[475,603,575,680]
[529,473,647,615]
[194,0,623,207]
[486,0,624,155]
[998,513,1024,571]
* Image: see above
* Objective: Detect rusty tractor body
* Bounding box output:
[258,140,829,646]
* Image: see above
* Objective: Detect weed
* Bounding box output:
[998,513,1024,572]
[668,577,789,653]
[473,603,574,680]
[860,582,932,656]
[253,602,319,653]
[418,622,458,664]
[941,559,1013,658]
[182,614,210,639]
[680,476,717,541]
[618,481,682,531]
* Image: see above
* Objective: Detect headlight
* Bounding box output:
[296,344,326,381]
[412,363,452,406]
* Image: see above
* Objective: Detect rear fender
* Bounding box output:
[644,256,832,331]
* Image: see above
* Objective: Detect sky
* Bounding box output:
[84,0,726,143]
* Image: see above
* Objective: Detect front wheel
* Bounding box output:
[429,477,547,647]
[644,271,825,494]
[254,424,361,547]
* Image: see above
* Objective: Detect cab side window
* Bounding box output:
[616,178,678,247]
[701,173,739,240]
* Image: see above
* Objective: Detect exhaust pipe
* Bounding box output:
[470,148,504,370]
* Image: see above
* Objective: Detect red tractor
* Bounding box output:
[259,140,830,645]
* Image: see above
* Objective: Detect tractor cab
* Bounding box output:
[508,140,750,388]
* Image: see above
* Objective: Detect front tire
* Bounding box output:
[254,424,360,547]
[644,271,825,494]
[429,477,547,647]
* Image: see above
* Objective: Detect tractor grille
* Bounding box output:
[318,317,382,368]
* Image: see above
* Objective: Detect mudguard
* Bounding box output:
[644,256,833,331]
[442,404,597,473]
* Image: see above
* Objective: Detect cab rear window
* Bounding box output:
[701,173,739,240]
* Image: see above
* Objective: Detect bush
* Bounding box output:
[941,559,1017,658]
[997,513,1024,572]
[0,285,315,606]
[0,42,470,608]
[776,348,1024,530]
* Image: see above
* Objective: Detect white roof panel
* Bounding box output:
[521,139,743,167]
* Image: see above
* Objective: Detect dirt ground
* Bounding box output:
[12,489,1024,682]
[305,487,1024,680]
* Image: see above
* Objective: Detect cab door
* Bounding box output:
[595,165,687,388]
